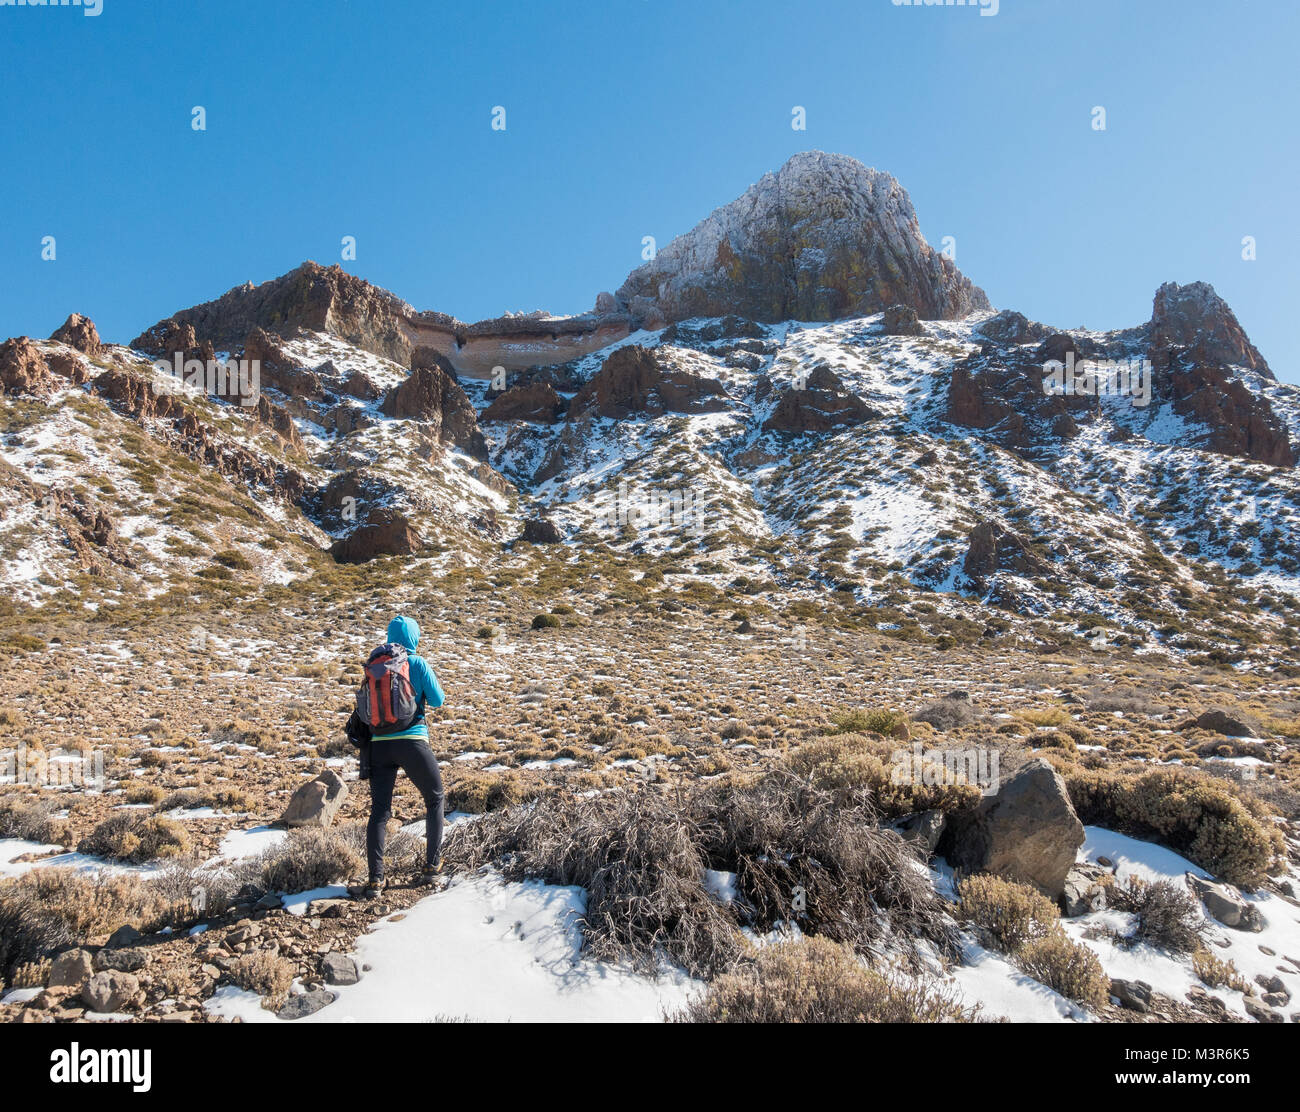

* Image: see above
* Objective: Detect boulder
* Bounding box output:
[48,949,94,990]
[1186,873,1263,932]
[1192,709,1260,739]
[519,517,562,545]
[881,304,926,337]
[50,313,102,357]
[937,758,1085,899]
[322,953,360,986]
[279,769,348,828]
[105,925,143,949]
[276,987,336,1020]
[896,809,947,855]
[1062,863,1108,917]
[93,948,148,973]
[81,970,139,1014]
[1110,978,1153,1013]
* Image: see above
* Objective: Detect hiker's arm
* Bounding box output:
[417,658,446,708]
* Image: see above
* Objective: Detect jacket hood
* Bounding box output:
[387,615,420,651]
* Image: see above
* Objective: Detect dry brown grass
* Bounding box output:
[671,935,974,1023]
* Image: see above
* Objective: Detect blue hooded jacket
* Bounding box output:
[371,615,445,741]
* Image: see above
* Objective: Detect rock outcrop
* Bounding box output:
[329,510,423,564]
[481,382,565,424]
[616,151,990,325]
[380,360,488,460]
[0,337,56,398]
[568,346,728,419]
[763,366,878,433]
[1146,282,1292,467]
[50,313,102,357]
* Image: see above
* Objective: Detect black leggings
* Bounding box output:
[366,736,444,879]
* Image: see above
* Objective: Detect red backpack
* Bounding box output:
[356,643,420,733]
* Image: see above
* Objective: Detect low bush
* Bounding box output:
[78,813,191,863]
[956,874,1059,953]
[671,936,973,1023]
[1054,763,1284,887]
[788,732,981,818]
[1016,929,1110,1009]
[230,951,295,1011]
[1113,876,1203,953]
[258,828,361,893]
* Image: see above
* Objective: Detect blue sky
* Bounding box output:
[2,0,1296,381]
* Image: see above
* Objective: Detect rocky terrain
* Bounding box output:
[0,151,1297,1024]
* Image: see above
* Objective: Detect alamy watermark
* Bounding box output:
[2,0,102,16]
[891,743,1000,796]
[1042,352,1152,408]
[592,481,709,536]
[891,0,999,16]
[152,354,260,407]
[1,745,105,790]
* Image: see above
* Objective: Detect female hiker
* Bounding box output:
[354,614,446,898]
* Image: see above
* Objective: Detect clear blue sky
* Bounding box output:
[2,0,1296,381]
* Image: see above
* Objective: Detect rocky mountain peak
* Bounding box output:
[615,150,991,326]
[1149,280,1271,379]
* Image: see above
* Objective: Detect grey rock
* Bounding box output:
[81,971,139,1014]
[93,948,148,973]
[322,952,360,986]
[275,987,336,1021]
[1187,873,1264,932]
[48,949,94,990]
[279,768,348,828]
[937,758,1085,899]
[896,809,947,855]
[105,925,143,949]
[1111,979,1153,1013]
[1062,864,1108,917]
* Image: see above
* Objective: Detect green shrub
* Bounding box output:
[531,613,561,630]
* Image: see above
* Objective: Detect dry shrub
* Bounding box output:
[158,787,250,812]
[957,874,1059,953]
[258,827,361,893]
[1016,930,1109,1009]
[0,869,185,980]
[230,950,295,1011]
[694,771,957,961]
[446,769,541,815]
[0,794,68,844]
[446,772,956,980]
[671,936,973,1023]
[445,787,741,977]
[1052,762,1283,888]
[1192,948,1249,992]
[78,813,191,863]
[912,696,979,732]
[788,732,981,818]
[1112,876,1203,953]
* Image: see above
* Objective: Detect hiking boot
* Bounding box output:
[414,860,443,887]
[356,877,386,900]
